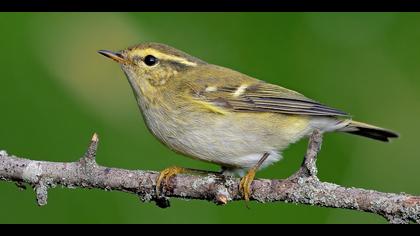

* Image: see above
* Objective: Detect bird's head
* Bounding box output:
[99,42,206,100]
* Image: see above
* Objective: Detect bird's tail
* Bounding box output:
[338,120,399,142]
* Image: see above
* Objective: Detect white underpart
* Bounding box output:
[222,150,282,176]
[310,117,351,132]
[233,85,248,97]
[205,86,218,92]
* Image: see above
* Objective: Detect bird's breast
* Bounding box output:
[139,101,312,168]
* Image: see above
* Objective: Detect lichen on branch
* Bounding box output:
[0,131,419,224]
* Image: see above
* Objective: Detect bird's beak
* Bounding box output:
[98,50,126,64]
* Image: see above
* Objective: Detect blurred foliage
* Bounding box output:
[0,13,419,223]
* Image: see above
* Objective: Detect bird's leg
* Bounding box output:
[239,152,270,206]
[155,166,220,196]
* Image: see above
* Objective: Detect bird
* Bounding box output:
[98,42,398,202]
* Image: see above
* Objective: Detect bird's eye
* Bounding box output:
[144,55,158,66]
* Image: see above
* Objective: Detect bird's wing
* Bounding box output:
[187,79,349,117]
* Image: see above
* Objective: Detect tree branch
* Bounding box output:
[0,131,419,224]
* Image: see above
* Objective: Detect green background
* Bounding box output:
[0,13,419,223]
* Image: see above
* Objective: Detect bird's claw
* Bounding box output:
[239,167,257,208]
[155,166,186,196]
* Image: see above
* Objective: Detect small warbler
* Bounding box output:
[99,42,398,202]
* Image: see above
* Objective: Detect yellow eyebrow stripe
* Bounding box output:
[140,48,197,66]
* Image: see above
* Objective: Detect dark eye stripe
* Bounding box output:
[165,60,189,71]
[132,56,141,63]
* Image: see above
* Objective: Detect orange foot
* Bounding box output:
[155,166,188,196]
[239,167,257,207]
[239,152,270,207]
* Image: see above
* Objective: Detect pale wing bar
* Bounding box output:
[198,83,349,117]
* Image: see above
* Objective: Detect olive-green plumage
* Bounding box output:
[99,42,398,176]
